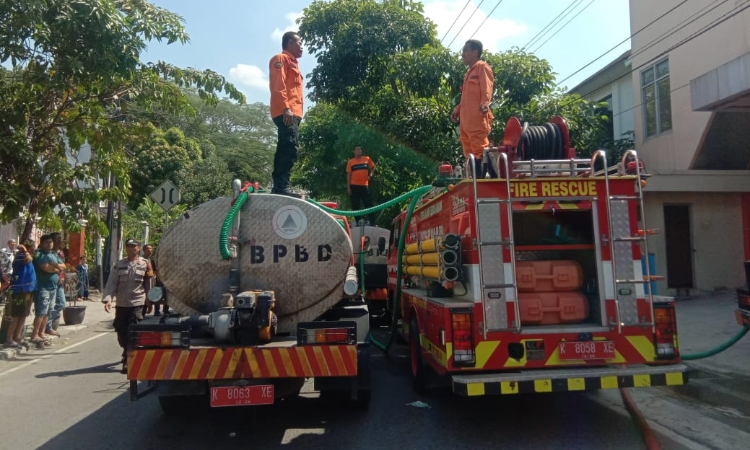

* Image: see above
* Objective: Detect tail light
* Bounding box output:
[129,324,190,349]
[451,310,475,366]
[297,321,357,345]
[653,303,679,359]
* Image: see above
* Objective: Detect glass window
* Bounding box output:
[641,59,672,137]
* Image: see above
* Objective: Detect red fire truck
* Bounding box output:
[388,117,687,395]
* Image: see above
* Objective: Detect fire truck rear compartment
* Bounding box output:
[513,208,604,328]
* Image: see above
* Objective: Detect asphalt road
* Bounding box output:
[0,319,719,450]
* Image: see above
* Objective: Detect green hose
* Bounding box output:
[219,187,253,259]
[681,325,749,360]
[369,191,424,353]
[308,185,432,218]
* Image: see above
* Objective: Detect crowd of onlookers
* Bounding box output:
[0,234,91,349]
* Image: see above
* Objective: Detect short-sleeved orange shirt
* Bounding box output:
[346,156,375,187]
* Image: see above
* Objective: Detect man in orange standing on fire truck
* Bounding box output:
[269,31,304,198]
[450,39,494,177]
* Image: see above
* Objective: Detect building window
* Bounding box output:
[641,59,672,137]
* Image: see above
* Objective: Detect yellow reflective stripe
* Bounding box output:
[295,347,314,376]
[626,336,656,361]
[534,379,552,392]
[154,351,171,379]
[475,341,500,369]
[224,348,242,377]
[188,350,208,380]
[501,381,519,394]
[137,350,155,380]
[246,349,262,377]
[666,372,684,385]
[633,374,651,387]
[172,352,190,379]
[601,376,618,389]
[313,346,330,376]
[466,383,485,396]
[329,346,347,375]
[279,349,296,377]
[567,378,586,391]
[262,350,279,377]
[206,350,223,379]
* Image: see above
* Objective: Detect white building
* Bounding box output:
[570,1,750,296]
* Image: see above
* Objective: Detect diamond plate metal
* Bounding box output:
[477,202,507,330]
[611,200,638,326]
[155,195,353,333]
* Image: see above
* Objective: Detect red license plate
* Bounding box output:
[210,385,275,407]
[558,341,615,360]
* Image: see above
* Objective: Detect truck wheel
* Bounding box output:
[409,318,427,393]
[157,395,207,415]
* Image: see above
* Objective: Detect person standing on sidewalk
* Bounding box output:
[346,146,376,225]
[31,235,64,345]
[6,244,36,348]
[102,238,153,374]
[76,255,89,300]
[45,232,66,336]
[269,31,304,198]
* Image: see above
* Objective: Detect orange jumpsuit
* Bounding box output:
[269,50,304,119]
[453,60,494,159]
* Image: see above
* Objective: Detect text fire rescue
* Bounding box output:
[510,180,598,198]
[250,244,333,264]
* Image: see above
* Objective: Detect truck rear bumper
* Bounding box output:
[452,364,687,396]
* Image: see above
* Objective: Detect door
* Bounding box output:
[664,205,694,288]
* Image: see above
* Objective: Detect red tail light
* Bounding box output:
[452,310,475,366]
[129,325,190,349]
[654,304,679,359]
[297,322,357,345]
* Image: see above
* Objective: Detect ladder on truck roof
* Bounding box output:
[464,150,656,337]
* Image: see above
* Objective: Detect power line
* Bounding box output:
[556,0,691,86]
[564,0,750,106]
[530,0,598,53]
[447,0,486,48]
[521,0,583,51]
[469,0,506,40]
[440,0,472,44]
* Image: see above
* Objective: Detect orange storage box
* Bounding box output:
[516,260,583,292]
[518,291,589,325]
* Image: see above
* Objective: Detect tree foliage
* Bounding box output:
[175,155,233,208]
[151,93,276,186]
[297,0,622,181]
[0,0,244,241]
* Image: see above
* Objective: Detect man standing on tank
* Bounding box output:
[269,31,304,198]
[451,39,494,177]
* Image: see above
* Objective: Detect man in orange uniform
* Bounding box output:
[450,39,494,177]
[346,146,376,225]
[269,31,304,197]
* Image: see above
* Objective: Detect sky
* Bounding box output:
[142,0,632,106]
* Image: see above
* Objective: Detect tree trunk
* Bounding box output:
[20,197,40,243]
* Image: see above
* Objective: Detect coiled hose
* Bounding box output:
[518,122,564,160]
[219,185,254,260]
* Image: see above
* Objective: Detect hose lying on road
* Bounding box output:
[681,325,749,360]
[620,388,662,450]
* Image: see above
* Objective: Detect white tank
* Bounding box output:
[155,194,353,333]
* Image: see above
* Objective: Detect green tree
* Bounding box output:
[0,0,244,242]
[296,103,436,226]
[175,154,233,208]
[156,93,276,186]
[121,198,187,249]
[128,125,201,208]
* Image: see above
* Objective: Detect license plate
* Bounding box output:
[210,385,275,407]
[558,341,615,360]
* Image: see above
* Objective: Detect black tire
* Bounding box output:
[157,395,207,415]
[409,318,427,393]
